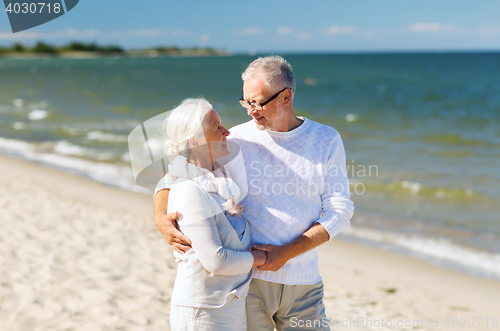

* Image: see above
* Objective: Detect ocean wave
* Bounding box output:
[53,140,87,156]
[12,122,27,130]
[46,140,115,161]
[13,98,24,108]
[0,137,148,194]
[28,108,49,121]
[345,113,359,122]
[0,137,33,154]
[86,131,128,143]
[421,133,500,148]
[358,179,486,201]
[343,226,500,278]
[54,120,141,134]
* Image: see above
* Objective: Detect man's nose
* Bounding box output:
[247,105,258,117]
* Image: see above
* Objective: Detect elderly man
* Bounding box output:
[155,56,354,331]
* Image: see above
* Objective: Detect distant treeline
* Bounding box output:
[0,41,124,54]
[0,41,228,56]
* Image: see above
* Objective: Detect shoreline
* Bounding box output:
[1,137,498,281]
[1,153,499,330]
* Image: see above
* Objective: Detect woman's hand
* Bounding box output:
[250,248,268,268]
[252,244,291,272]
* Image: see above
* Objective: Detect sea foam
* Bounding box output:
[0,137,149,194]
[342,226,500,279]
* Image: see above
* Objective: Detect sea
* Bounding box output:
[1,53,499,280]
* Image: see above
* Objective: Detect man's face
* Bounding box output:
[242,74,287,131]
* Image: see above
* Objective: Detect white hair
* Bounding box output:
[162,98,212,161]
[241,55,296,94]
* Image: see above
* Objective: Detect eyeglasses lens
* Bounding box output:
[239,100,262,110]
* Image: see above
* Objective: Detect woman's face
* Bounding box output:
[200,109,230,162]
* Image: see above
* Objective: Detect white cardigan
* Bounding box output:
[168,176,254,308]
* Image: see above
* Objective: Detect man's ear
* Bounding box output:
[282,89,293,105]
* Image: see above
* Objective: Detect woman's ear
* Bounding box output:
[188,137,199,147]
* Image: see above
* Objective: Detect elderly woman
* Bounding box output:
[160,98,266,331]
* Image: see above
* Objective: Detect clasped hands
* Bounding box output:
[155,212,291,271]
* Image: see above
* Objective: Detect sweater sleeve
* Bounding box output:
[154,175,170,196]
[317,133,354,240]
[168,182,254,275]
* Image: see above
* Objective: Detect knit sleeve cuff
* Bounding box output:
[317,211,348,241]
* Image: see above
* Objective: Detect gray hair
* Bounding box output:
[162,98,212,161]
[241,55,296,94]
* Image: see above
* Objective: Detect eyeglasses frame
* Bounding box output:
[239,87,290,110]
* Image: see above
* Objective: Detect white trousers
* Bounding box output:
[170,295,247,331]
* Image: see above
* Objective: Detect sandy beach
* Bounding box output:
[1,154,499,331]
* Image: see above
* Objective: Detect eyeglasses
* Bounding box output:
[239,87,290,111]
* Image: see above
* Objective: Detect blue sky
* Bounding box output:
[1,0,500,53]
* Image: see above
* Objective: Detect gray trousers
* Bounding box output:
[246,278,330,331]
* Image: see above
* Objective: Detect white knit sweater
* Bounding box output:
[223,117,354,285]
[166,158,254,308]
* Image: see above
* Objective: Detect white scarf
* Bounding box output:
[166,156,243,216]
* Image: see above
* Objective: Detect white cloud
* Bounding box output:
[276,27,311,40]
[85,29,98,37]
[129,29,161,37]
[0,31,46,40]
[277,27,294,35]
[476,25,500,37]
[108,31,124,39]
[0,27,190,43]
[326,25,357,35]
[360,30,380,40]
[410,23,456,32]
[201,33,209,44]
[168,29,185,37]
[126,29,187,38]
[233,27,266,36]
[275,25,356,41]
[66,28,78,36]
[0,28,100,40]
[92,29,186,39]
[65,28,98,37]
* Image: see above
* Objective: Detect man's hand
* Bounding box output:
[252,244,291,271]
[253,222,330,272]
[154,188,192,254]
[154,211,192,254]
